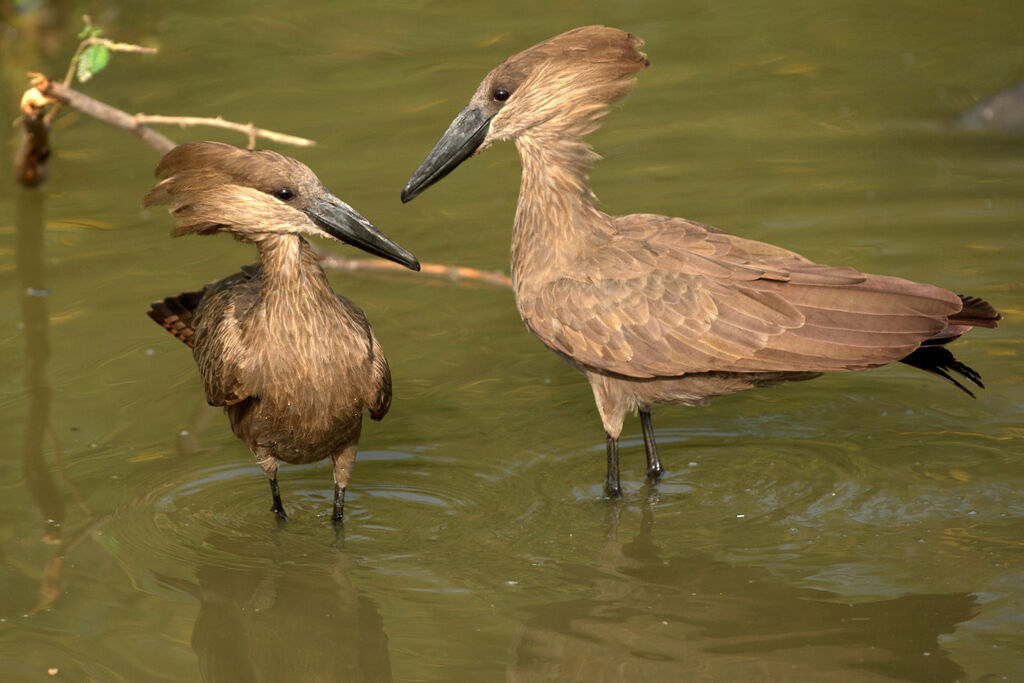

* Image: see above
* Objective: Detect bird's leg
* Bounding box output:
[256,449,288,521]
[268,476,288,521]
[331,445,357,524]
[605,434,622,498]
[639,409,664,480]
[332,484,346,523]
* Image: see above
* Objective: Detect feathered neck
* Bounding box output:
[256,234,334,308]
[510,132,612,293]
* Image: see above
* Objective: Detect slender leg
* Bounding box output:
[605,434,622,498]
[268,476,288,521]
[331,445,357,523]
[332,484,346,523]
[640,409,664,480]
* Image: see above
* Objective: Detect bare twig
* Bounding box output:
[135,114,316,148]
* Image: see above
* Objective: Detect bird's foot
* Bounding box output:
[603,481,623,499]
[645,463,665,481]
[270,504,289,522]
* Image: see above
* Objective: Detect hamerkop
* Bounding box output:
[146,141,420,521]
[402,26,1001,496]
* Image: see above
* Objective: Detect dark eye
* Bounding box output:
[492,88,511,102]
[274,187,295,201]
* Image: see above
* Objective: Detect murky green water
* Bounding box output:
[2,1,1022,680]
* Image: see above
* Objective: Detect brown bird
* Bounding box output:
[402,26,1001,497]
[147,141,420,521]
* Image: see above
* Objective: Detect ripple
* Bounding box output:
[109,462,291,573]
[104,443,486,580]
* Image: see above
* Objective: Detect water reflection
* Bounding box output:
[15,187,109,616]
[959,82,1024,133]
[167,533,392,682]
[16,188,63,541]
[509,503,976,682]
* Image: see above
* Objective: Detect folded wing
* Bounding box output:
[522,215,966,379]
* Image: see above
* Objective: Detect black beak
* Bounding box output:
[304,195,420,271]
[401,105,493,202]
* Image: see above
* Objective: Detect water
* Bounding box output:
[2,1,1022,680]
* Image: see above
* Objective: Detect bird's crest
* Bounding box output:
[142,141,317,238]
[484,26,650,140]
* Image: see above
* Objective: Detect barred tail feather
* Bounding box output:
[147,290,203,347]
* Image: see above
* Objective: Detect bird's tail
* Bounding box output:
[950,294,1001,328]
[147,264,259,348]
[147,290,204,348]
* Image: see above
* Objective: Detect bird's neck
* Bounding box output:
[511,133,612,291]
[255,234,334,308]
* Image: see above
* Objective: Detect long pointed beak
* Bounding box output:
[304,195,420,271]
[401,105,493,202]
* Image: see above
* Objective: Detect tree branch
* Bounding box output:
[27,73,176,155]
[12,21,508,289]
[19,74,316,162]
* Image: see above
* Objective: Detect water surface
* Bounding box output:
[1,1,1022,680]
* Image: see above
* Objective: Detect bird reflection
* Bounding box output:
[508,503,976,682]
[169,533,391,682]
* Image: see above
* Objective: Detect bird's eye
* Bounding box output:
[274,188,295,201]
[492,88,511,102]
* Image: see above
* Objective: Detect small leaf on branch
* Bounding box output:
[77,44,111,83]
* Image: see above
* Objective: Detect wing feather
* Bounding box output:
[520,215,961,378]
[192,277,261,407]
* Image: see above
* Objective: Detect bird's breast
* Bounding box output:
[247,298,376,403]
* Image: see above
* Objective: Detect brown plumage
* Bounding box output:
[147,141,420,521]
[402,26,1001,496]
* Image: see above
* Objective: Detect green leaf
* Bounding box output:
[76,44,111,83]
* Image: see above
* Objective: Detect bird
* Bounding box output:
[401,26,1001,497]
[146,141,420,521]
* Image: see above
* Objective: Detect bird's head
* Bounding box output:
[402,26,648,202]
[145,141,419,270]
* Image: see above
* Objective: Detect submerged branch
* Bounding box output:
[16,87,52,187]
[314,247,513,289]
